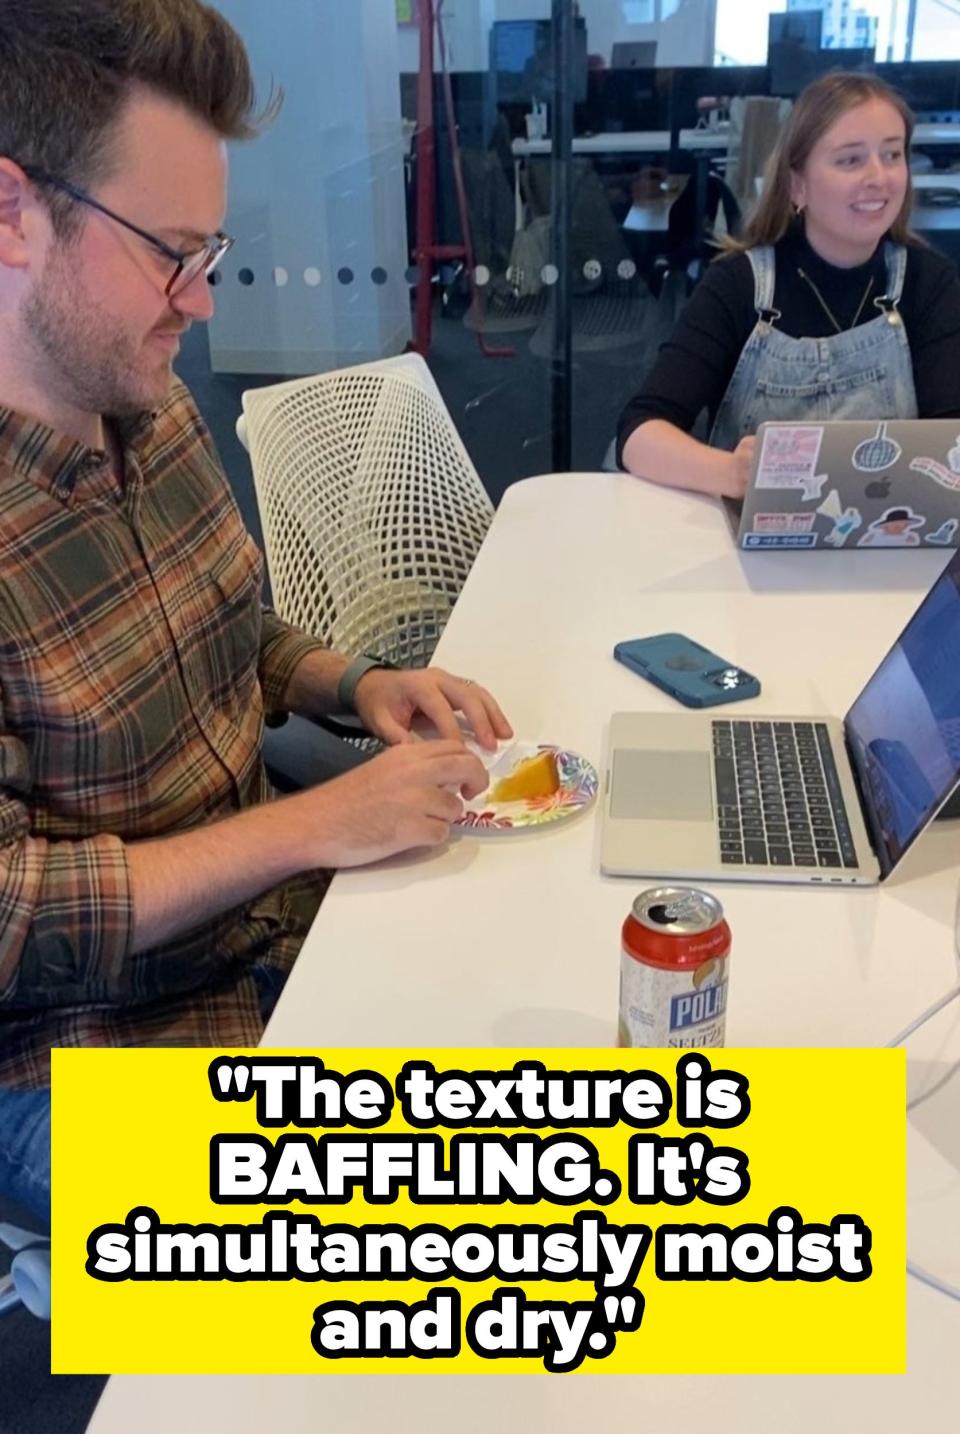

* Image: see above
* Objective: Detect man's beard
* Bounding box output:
[21,243,174,422]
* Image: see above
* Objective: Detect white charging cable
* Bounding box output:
[907,1260,960,1303]
[886,981,960,1304]
[885,983,960,1051]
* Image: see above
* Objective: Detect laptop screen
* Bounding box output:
[846,551,960,877]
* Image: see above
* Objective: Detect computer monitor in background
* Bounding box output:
[878,60,960,119]
[593,66,667,133]
[611,41,658,70]
[667,64,769,132]
[769,45,875,100]
[490,17,588,105]
[768,10,823,53]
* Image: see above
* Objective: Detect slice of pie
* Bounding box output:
[491,749,560,803]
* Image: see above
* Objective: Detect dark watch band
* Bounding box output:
[337,654,395,713]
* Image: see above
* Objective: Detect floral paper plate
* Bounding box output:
[453,744,598,834]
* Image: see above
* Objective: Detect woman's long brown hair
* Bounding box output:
[720,71,920,256]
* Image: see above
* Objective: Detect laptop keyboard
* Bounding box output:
[712,719,859,869]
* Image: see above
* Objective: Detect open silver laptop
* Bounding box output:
[730,419,960,551]
[611,41,658,68]
[601,548,960,885]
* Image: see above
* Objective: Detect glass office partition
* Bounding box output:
[910,0,960,60]
[191,0,960,538]
[446,0,724,478]
[716,2,960,65]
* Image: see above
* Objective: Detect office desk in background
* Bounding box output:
[621,174,688,233]
[511,127,730,159]
[514,124,960,243]
[511,127,727,234]
[511,121,960,161]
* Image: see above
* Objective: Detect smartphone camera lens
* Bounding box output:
[711,667,746,690]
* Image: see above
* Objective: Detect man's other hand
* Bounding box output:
[353,668,513,752]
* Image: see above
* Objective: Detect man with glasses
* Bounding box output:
[22,169,237,300]
[0,0,510,1211]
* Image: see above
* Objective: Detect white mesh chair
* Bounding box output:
[240,354,494,669]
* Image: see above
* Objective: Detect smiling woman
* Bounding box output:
[726,71,917,260]
[617,70,960,500]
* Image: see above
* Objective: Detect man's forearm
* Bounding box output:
[127,650,370,952]
[125,794,315,952]
[124,731,491,954]
[281,647,351,720]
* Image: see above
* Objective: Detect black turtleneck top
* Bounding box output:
[616,226,960,463]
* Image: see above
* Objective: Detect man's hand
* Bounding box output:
[128,740,490,949]
[353,668,513,751]
[294,740,489,867]
[720,436,756,499]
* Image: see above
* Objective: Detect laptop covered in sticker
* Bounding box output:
[728,419,960,551]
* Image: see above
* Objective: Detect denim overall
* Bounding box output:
[709,242,918,451]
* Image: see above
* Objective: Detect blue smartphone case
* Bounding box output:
[613,633,761,708]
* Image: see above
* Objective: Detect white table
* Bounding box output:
[511,121,960,159]
[89,1002,960,1434]
[904,995,960,1303]
[622,176,689,234]
[88,1008,960,1434]
[267,474,960,1052]
[621,195,677,233]
[88,475,960,1432]
[910,171,960,233]
[914,123,960,148]
[629,165,960,235]
[512,127,730,159]
[513,125,960,242]
[511,128,726,233]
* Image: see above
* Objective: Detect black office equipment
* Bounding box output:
[770,45,875,99]
[668,64,770,129]
[590,65,669,133]
[768,10,823,53]
[877,61,960,120]
[611,40,658,70]
[490,17,588,105]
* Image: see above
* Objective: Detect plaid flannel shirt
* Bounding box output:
[0,382,328,1088]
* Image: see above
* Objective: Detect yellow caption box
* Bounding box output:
[52,1047,904,1375]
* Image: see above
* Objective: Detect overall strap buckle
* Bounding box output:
[873,295,902,326]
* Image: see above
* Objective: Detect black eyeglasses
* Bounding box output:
[23,167,234,298]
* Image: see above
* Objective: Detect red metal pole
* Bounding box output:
[435,1,514,358]
[412,0,436,355]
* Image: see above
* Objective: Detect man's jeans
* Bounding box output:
[0,1088,50,1230]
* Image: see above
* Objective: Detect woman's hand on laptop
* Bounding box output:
[720,436,756,500]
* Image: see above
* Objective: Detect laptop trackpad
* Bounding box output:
[611,749,714,821]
